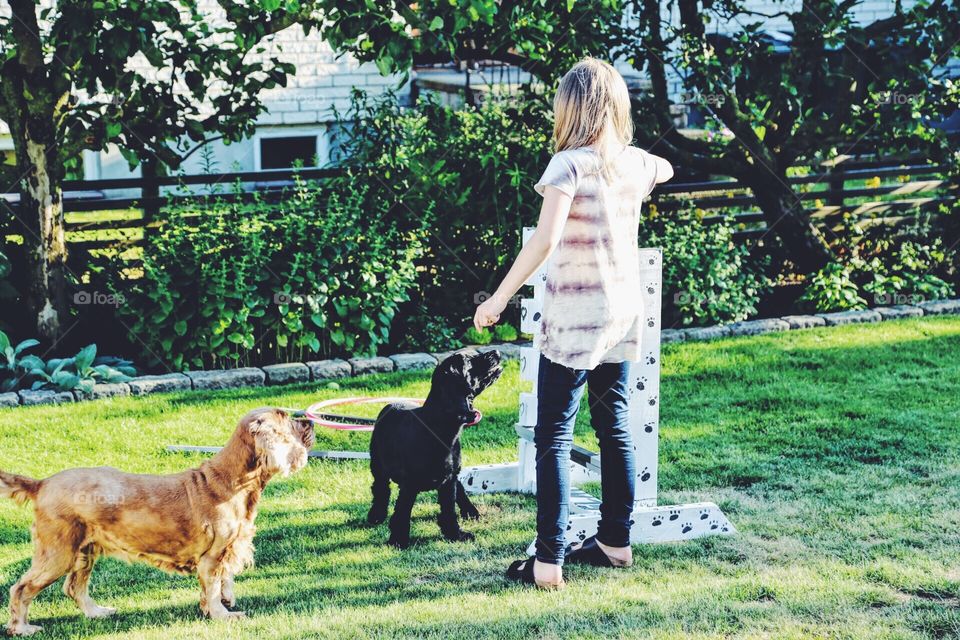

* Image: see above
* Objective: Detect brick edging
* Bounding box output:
[2,298,958,408]
[0,344,521,408]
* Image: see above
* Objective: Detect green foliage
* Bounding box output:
[493,323,518,343]
[316,0,623,82]
[463,327,493,346]
[332,90,551,348]
[0,1,320,171]
[394,318,463,354]
[639,207,770,327]
[0,331,133,393]
[798,261,868,312]
[108,175,425,370]
[624,0,960,273]
[0,332,41,393]
[801,215,957,312]
[863,241,955,306]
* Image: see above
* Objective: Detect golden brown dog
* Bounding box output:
[0,407,314,636]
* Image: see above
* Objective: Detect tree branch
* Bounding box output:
[215,0,322,37]
[675,0,774,169]
[620,0,743,177]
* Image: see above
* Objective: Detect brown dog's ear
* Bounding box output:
[294,418,316,450]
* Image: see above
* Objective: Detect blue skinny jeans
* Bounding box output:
[534,354,636,565]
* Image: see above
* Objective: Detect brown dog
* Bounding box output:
[0,407,314,636]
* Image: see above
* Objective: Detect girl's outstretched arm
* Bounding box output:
[473,186,572,331]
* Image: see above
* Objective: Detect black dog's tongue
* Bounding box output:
[463,410,482,427]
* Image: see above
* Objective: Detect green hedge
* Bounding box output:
[107,175,425,370]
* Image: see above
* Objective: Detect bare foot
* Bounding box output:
[533,560,565,588]
[567,538,633,567]
[596,539,633,567]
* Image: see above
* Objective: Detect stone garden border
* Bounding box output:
[2,298,958,408]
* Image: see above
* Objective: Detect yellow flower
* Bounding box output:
[866,176,881,188]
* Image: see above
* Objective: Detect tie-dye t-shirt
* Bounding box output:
[533,145,661,370]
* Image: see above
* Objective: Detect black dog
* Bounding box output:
[367,349,503,548]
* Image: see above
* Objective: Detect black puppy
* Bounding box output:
[367,349,503,548]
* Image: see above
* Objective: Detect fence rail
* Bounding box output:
[2,156,955,266]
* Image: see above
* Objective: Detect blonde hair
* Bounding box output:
[552,57,634,181]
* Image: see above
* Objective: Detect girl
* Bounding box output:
[473,57,673,588]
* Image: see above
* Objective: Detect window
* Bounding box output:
[258,135,319,170]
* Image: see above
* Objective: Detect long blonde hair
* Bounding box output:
[552,57,634,181]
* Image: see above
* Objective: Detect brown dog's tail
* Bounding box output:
[0,471,39,506]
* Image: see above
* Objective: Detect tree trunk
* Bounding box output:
[15,127,69,341]
[4,0,71,342]
[750,177,834,275]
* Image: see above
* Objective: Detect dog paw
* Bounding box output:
[460,505,481,521]
[7,623,43,637]
[443,530,475,543]
[84,605,117,619]
[387,535,411,549]
[208,609,246,621]
[366,509,387,526]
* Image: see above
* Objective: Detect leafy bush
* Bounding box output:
[107,175,425,370]
[0,333,40,392]
[493,323,519,342]
[0,331,134,393]
[28,345,135,393]
[463,327,493,346]
[800,214,956,312]
[332,89,550,350]
[639,206,770,326]
[798,261,867,311]
[394,318,462,354]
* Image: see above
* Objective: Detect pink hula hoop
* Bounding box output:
[303,397,424,431]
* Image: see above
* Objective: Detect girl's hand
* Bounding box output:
[473,294,508,332]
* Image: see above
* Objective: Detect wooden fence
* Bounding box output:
[3,156,956,271]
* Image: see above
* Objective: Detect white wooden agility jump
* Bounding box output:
[460,228,735,546]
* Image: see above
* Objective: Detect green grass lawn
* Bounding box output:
[2,317,959,639]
